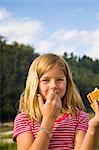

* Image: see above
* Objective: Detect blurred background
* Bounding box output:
[0,0,99,149]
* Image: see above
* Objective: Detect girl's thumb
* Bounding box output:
[37,94,44,108]
[95,100,99,114]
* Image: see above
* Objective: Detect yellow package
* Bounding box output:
[87,88,99,112]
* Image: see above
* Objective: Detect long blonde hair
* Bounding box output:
[19,53,85,122]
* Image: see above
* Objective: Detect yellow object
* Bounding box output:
[87,88,99,112]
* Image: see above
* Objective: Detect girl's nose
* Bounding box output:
[50,80,57,90]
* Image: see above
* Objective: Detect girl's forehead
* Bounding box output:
[42,65,65,77]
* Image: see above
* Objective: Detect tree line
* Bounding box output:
[0,36,99,122]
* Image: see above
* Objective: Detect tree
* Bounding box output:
[63,52,99,112]
[0,39,39,121]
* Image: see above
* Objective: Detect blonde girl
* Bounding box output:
[13,53,99,150]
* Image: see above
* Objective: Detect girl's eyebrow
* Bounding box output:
[41,75,65,79]
[41,76,49,79]
[40,77,49,80]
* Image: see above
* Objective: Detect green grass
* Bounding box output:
[0,142,17,150]
[0,122,13,132]
[1,134,12,139]
[0,122,16,149]
[0,126,12,132]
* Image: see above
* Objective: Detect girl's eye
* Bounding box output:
[57,79,64,81]
[41,79,49,82]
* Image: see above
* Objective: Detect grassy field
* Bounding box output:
[0,122,17,150]
[0,142,17,150]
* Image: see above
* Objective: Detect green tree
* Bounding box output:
[0,38,39,121]
[63,52,99,112]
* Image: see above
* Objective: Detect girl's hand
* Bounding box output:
[88,100,99,129]
[38,89,62,122]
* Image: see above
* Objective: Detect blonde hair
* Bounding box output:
[19,53,85,122]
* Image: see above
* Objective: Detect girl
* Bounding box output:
[13,53,99,150]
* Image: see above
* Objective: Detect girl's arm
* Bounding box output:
[16,90,62,150]
[80,100,99,150]
[74,100,99,150]
[16,117,54,150]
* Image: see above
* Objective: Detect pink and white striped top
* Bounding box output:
[13,110,88,150]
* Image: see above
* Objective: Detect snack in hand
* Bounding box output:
[87,88,99,112]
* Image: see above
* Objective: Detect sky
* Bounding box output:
[0,0,99,59]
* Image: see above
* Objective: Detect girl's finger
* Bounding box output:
[38,94,44,109]
[95,100,99,114]
[47,89,55,103]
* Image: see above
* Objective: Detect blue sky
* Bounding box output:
[0,0,99,59]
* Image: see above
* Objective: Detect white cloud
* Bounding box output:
[35,29,99,59]
[85,29,99,59]
[0,7,11,21]
[0,7,99,60]
[1,18,43,44]
[0,8,43,44]
[35,29,77,55]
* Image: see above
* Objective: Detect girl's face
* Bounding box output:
[38,65,67,100]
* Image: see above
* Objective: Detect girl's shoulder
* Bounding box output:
[77,110,89,119]
[78,110,88,116]
[15,112,29,119]
[76,110,89,125]
[14,112,33,126]
[14,112,29,121]
[13,112,33,142]
[76,110,89,131]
